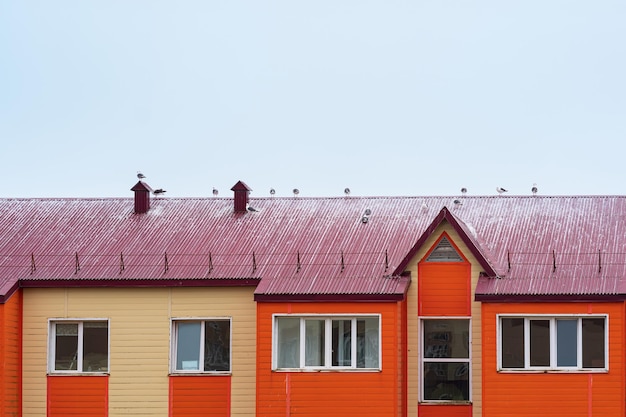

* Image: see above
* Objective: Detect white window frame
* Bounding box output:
[497,314,608,372]
[170,317,232,374]
[48,318,110,374]
[419,317,472,403]
[272,314,382,371]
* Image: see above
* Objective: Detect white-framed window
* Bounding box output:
[171,318,231,373]
[420,318,471,402]
[273,315,380,370]
[498,315,607,371]
[48,319,109,373]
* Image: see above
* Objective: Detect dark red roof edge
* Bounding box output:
[0,281,21,304]
[254,293,406,302]
[19,278,261,290]
[475,293,625,302]
[393,207,497,277]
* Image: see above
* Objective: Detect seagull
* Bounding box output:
[344,188,351,196]
[453,199,462,206]
[461,187,467,195]
[153,189,166,195]
[293,188,299,196]
[532,183,538,195]
[270,188,275,196]
[137,171,146,179]
[246,203,258,212]
[212,188,218,197]
[421,202,428,212]
[496,187,508,195]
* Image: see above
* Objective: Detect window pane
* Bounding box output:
[204,321,230,371]
[277,318,300,368]
[305,320,325,366]
[357,318,379,368]
[423,362,470,401]
[424,320,469,359]
[55,323,78,371]
[530,320,550,367]
[501,318,524,368]
[556,319,577,367]
[582,318,605,368]
[332,320,352,366]
[83,321,108,372]
[176,322,201,370]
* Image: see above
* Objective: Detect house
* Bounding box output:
[0,181,625,416]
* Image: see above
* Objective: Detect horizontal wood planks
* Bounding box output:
[0,290,22,416]
[256,302,402,417]
[482,302,625,417]
[47,375,108,416]
[169,375,231,416]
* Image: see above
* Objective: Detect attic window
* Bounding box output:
[426,237,463,262]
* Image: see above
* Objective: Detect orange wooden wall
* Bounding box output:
[47,375,108,416]
[482,302,625,417]
[256,301,405,417]
[169,375,231,417]
[418,236,472,416]
[0,290,22,417]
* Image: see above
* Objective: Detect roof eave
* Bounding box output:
[19,277,261,289]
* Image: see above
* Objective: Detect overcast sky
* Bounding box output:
[1,1,624,199]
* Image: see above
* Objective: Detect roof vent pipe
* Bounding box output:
[231,180,252,213]
[131,181,153,214]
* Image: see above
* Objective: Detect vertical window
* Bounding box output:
[499,316,607,371]
[421,319,470,402]
[274,316,380,370]
[50,320,109,373]
[172,319,231,373]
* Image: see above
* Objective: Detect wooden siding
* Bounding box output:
[22,286,256,417]
[481,302,625,417]
[169,375,231,416]
[0,290,22,417]
[405,223,483,417]
[47,375,108,416]
[256,302,403,417]
[418,262,471,316]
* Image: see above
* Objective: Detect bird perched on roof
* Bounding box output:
[212,188,218,197]
[153,189,166,195]
[454,199,462,207]
[137,171,146,179]
[270,188,275,196]
[461,187,467,195]
[247,203,258,212]
[293,188,299,196]
[532,183,538,195]
[496,187,508,195]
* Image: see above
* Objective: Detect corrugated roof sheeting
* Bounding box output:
[1,194,626,297]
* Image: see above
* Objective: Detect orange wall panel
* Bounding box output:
[418,263,470,316]
[481,302,625,417]
[418,403,472,417]
[47,375,108,417]
[169,376,231,417]
[256,302,403,417]
[0,291,22,417]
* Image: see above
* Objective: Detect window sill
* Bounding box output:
[273,368,382,373]
[47,372,109,376]
[169,372,232,376]
[498,369,608,374]
[419,401,472,405]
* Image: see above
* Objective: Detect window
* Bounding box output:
[499,316,607,371]
[49,320,109,373]
[171,319,231,373]
[421,319,470,402]
[274,315,380,370]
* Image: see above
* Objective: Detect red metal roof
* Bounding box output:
[1,192,626,301]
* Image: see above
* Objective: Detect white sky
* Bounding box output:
[1,1,625,198]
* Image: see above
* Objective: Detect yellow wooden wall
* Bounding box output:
[22,286,256,417]
[404,222,483,417]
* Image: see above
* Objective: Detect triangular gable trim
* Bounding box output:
[392,206,498,277]
[424,233,466,263]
